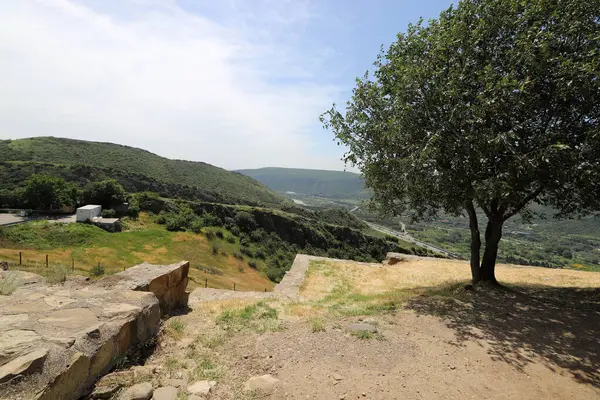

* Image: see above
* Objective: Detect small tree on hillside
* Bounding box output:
[83,179,127,209]
[22,175,79,210]
[322,0,600,285]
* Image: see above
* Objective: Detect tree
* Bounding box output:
[83,179,127,209]
[322,0,600,285]
[22,175,79,210]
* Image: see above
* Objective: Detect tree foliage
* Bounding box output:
[83,179,127,209]
[22,174,79,210]
[322,0,600,284]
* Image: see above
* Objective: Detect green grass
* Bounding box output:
[352,330,374,340]
[310,318,325,332]
[216,301,282,333]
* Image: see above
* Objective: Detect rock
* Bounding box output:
[187,380,216,396]
[90,384,121,399]
[163,378,187,388]
[332,373,344,381]
[188,396,203,400]
[133,365,155,380]
[96,370,135,387]
[38,307,99,330]
[244,374,280,394]
[35,352,91,400]
[43,336,76,348]
[385,255,405,265]
[347,323,377,333]
[121,382,153,400]
[152,386,178,400]
[0,314,29,331]
[102,303,142,318]
[0,348,48,383]
[0,329,41,365]
[0,261,8,271]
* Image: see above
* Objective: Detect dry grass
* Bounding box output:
[301,258,600,302]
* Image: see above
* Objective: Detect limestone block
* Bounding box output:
[0,348,48,383]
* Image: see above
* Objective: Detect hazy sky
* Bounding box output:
[0,0,453,171]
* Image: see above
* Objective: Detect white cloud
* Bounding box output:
[0,0,347,170]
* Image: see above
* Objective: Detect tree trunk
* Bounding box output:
[465,202,481,284]
[479,218,503,284]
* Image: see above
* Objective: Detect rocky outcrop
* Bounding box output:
[0,261,189,400]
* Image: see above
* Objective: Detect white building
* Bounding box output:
[76,205,102,222]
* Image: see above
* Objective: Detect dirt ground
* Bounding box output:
[111,257,600,400]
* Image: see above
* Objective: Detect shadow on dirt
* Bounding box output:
[407,284,600,387]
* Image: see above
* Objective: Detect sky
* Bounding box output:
[0,0,454,171]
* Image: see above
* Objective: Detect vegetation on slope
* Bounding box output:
[238,167,368,199]
[0,137,285,207]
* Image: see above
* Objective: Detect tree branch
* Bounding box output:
[502,187,544,221]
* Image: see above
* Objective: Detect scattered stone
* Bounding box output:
[152,386,178,400]
[0,261,8,271]
[244,374,280,394]
[163,378,187,388]
[0,348,48,383]
[347,323,377,333]
[385,255,406,265]
[90,384,121,399]
[121,382,153,400]
[187,380,216,396]
[332,373,344,381]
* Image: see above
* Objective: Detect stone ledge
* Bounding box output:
[0,261,189,400]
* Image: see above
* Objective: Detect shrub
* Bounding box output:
[233,252,244,260]
[155,211,167,224]
[47,264,68,284]
[255,250,266,260]
[203,213,222,227]
[226,235,236,244]
[234,211,256,232]
[212,245,219,255]
[248,260,258,269]
[126,200,140,219]
[310,318,325,333]
[165,214,185,231]
[216,231,224,239]
[205,231,216,240]
[250,229,266,243]
[90,263,105,277]
[0,274,20,295]
[101,209,116,218]
[189,219,204,234]
[240,247,254,258]
[265,266,285,282]
[195,265,224,275]
[230,226,241,236]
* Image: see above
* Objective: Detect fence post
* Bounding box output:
[19,251,22,265]
[72,259,74,272]
[46,254,48,268]
[264,288,267,292]
[234,283,236,291]
[205,278,207,288]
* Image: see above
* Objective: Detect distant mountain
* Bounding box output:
[237,167,369,200]
[0,137,285,207]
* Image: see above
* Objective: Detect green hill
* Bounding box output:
[0,137,285,207]
[237,167,368,199]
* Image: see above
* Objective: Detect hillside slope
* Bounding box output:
[237,167,368,199]
[0,137,285,206]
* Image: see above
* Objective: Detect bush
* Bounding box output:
[205,231,216,240]
[165,214,186,231]
[155,211,167,224]
[240,247,254,258]
[189,219,204,234]
[203,212,222,227]
[0,274,20,295]
[248,260,258,269]
[101,209,116,218]
[226,235,236,244]
[230,226,241,236]
[234,211,256,232]
[90,263,105,277]
[255,250,266,260]
[216,231,224,239]
[47,264,68,284]
[212,245,219,255]
[265,266,285,282]
[127,200,140,219]
[233,252,244,260]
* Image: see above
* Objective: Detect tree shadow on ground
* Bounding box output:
[406,283,600,387]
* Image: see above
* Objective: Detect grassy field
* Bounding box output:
[0,214,274,291]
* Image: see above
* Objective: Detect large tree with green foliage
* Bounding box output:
[322,0,600,284]
[22,174,79,210]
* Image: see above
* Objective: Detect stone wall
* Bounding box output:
[0,261,189,400]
